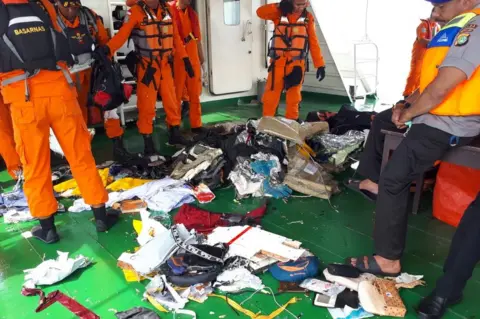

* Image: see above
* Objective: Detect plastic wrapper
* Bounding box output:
[433,162,480,227]
[315,130,365,154]
[300,278,346,296]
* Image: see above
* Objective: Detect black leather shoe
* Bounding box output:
[417,293,462,319]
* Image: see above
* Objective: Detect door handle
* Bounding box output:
[241,20,253,42]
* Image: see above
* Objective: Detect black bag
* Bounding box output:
[90,49,130,111]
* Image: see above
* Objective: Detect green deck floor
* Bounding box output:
[0,94,478,319]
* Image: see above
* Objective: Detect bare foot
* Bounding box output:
[374,255,401,274]
[359,179,379,195]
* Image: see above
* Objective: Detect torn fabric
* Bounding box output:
[24,251,91,289]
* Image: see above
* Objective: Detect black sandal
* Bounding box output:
[346,255,401,277]
[344,179,377,202]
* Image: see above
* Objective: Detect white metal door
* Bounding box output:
[207,0,253,95]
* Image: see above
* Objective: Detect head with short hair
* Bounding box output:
[429,0,480,24]
[56,0,81,22]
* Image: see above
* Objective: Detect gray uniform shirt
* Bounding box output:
[413,11,480,137]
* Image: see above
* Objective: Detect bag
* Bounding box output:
[433,162,480,227]
[165,244,228,287]
[90,49,132,111]
[269,256,319,282]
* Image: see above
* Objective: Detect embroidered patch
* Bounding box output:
[455,33,470,46]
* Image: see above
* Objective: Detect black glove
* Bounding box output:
[316,66,326,82]
[183,58,194,78]
[279,0,293,16]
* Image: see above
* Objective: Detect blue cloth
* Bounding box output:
[251,160,277,177]
[426,0,451,3]
[263,179,292,199]
[0,189,29,216]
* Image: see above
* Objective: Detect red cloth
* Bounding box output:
[168,1,200,43]
[22,288,100,319]
[174,203,267,234]
[433,162,480,227]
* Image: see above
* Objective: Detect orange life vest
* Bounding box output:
[268,10,308,60]
[130,1,174,59]
[420,9,480,116]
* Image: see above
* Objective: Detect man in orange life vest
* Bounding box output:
[168,0,206,133]
[403,8,441,98]
[0,0,118,244]
[346,0,480,287]
[106,0,194,154]
[0,91,21,179]
[54,0,132,161]
[258,0,326,121]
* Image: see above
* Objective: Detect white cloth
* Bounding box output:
[4,209,35,224]
[23,251,91,289]
[214,267,264,293]
[68,199,91,213]
[104,109,120,120]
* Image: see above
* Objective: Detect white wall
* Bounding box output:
[312,0,433,104]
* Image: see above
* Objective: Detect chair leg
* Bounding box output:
[412,173,425,215]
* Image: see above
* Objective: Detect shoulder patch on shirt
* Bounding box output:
[455,33,470,46]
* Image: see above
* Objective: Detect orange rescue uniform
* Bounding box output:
[0,93,21,179]
[168,1,202,128]
[403,19,440,97]
[258,4,325,120]
[108,1,188,134]
[0,0,108,218]
[58,9,124,139]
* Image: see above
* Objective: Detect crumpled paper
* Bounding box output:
[300,278,346,297]
[385,273,425,289]
[24,251,91,289]
[214,267,264,293]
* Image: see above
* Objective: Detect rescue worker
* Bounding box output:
[0,0,119,244]
[54,0,132,162]
[345,0,480,283]
[0,91,21,179]
[258,0,326,121]
[403,8,441,98]
[105,0,194,154]
[168,0,206,133]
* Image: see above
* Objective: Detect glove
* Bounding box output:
[262,179,292,199]
[183,57,195,78]
[201,63,208,88]
[279,0,293,16]
[316,66,326,82]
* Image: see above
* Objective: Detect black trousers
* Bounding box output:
[374,124,473,260]
[358,108,406,183]
[436,192,480,299]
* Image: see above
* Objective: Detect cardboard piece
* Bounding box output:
[257,117,329,145]
[358,279,407,317]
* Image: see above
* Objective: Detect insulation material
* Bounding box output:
[433,162,480,227]
[257,117,329,145]
[207,226,305,262]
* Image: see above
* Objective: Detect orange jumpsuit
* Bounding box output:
[0,93,21,179]
[58,9,124,139]
[258,4,325,120]
[107,2,188,134]
[0,0,108,218]
[169,2,203,129]
[403,19,440,97]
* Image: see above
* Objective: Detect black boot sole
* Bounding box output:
[31,226,60,244]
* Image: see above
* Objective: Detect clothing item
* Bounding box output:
[0,94,21,179]
[107,178,194,213]
[106,178,152,192]
[7,81,109,218]
[104,109,124,139]
[54,168,111,197]
[435,192,480,299]
[358,108,405,184]
[229,161,264,198]
[170,144,223,180]
[374,124,473,260]
[403,19,440,97]
[4,209,35,224]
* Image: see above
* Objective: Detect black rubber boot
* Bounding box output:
[143,134,156,156]
[168,126,189,146]
[31,215,59,244]
[92,206,120,232]
[113,136,135,163]
[181,101,190,118]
